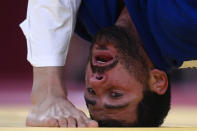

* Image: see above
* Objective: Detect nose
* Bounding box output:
[89,73,106,87]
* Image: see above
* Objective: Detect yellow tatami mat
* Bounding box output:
[0,105,197,130]
[1,128,197,131]
[163,106,197,127]
[180,60,197,68]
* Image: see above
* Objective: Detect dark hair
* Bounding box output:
[135,75,171,127]
[91,25,171,127]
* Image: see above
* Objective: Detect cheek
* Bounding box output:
[118,106,138,123]
[108,64,144,100]
[87,106,103,120]
[108,65,125,80]
[108,64,135,87]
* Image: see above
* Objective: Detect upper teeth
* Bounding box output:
[97,60,106,63]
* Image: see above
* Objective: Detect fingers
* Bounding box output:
[86,120,98,127]
[26,118,59,127]
[26,111,98,128]
[58,117,86,127]
[60,116,98,127]
[58,118,67,127]
[76,117,86,127]
[80,113,98,127]
[58,116,87,127]
[46,118,59,127]
[67,116,77,127]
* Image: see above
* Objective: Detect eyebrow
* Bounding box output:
[85,97,130,109]
[104,102,130,109]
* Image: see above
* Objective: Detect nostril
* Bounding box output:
[96,76,103,80]
[87,88,96,95]
[90,74,106,83]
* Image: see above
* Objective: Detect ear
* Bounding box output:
[149,69,168,95]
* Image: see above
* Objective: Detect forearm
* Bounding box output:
[31,66,67,105]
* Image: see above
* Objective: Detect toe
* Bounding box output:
[76,117,86,127]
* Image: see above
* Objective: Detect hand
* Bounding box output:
[27,67,98,127]
[26,97,98,127]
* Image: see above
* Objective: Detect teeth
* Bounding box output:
[97,60,106,64]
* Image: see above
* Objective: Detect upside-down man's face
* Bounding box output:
[85,44,143,126]
[84,26,153,126]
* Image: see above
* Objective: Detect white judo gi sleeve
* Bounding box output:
[20,0,81,67]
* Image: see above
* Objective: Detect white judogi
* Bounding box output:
[20,0,81,67]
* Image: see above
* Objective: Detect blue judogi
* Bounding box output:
[75,0,197,72]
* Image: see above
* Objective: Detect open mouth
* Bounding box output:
[92,50,116,67]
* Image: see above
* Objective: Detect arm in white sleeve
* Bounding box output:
[20,0,81,67]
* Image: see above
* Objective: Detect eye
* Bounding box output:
[87,88,96,95]
[110,91,123,98]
